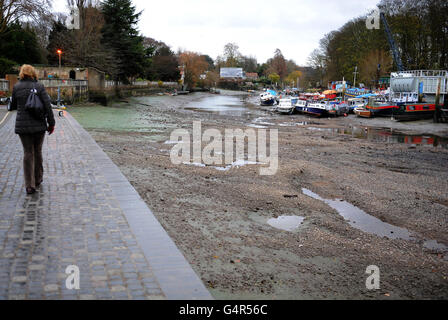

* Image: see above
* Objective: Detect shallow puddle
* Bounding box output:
[182,159,261,171]
[184,95,255,116]
[306,125,448,149]
[423,239,448,251]
[302,188,447,258]
[267,215,305,232]
[302,188,413,240]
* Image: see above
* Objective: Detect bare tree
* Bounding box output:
[0,0,52,35]
[222,43,241,67]
[46,1,117,75]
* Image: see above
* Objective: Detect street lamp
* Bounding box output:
[57,49,62,68]
[56,49,62,107]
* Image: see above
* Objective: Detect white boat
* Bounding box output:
[276,97,298,114]
[260,89,277,106]
[347,98,366,113]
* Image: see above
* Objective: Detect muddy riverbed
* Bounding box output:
[69,90,448,299]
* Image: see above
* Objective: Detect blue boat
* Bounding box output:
[303,101,327,117]
[294,99,308,113]
[345,88,370,98]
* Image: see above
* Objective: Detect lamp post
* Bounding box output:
[56,49,62,107]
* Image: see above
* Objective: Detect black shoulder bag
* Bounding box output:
[25,83,45,120]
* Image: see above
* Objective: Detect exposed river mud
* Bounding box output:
[68,90,448,299]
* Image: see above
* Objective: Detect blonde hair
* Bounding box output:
[19,64,38,80]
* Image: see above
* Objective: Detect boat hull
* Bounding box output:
[354,107,372,118]
[277,107,295,114]
[260,98,276,106]
[294,100,308,113]
[392,104,436,121]
[295,106,305,113]
[366,104,398,117]
[303,107,326,117]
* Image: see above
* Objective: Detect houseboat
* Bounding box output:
[388,70,447,121]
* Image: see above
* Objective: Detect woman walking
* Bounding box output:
[9,65,55,195]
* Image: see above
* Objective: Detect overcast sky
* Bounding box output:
[54,0,380,66]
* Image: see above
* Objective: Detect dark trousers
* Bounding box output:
[19,132,46,189]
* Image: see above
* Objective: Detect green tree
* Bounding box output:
[46,19,69,65]
[268,72,280,85]
[285,70,303,87]
[0,57,16,77]
[101,0,146,82]
[201,54,215,70]
[143,38,179,81]
[0,22,42,65]
[256,63,269,76]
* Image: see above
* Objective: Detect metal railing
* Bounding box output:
[39,79,88,88]
[391,70,448,78]
[0,80,9,91]
[105,80,178,88]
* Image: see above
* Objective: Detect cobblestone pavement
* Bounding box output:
[0,110,212,300]
[0,107,8,128]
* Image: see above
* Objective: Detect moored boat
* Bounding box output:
[295,99,308,113]
[347,98,366,113]
[392,103,436,121]
[260,89,277,106]
[326,100,350,116]
[354,107,372,118]
[365,96,399,117]
[389,70,447,121]
[277,97,298,114]
[303,101,327,117]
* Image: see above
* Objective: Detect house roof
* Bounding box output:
[245,73,258,78]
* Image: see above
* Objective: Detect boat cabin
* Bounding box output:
[347,98,365,108]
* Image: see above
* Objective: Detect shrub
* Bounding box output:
[0,58,16,78]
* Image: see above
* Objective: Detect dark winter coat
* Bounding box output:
[10,78,56,134]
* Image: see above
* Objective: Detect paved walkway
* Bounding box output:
[0,109,212,300]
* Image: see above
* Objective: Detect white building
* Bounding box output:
[220,68,244,79]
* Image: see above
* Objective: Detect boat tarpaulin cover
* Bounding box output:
[357,93,378,98]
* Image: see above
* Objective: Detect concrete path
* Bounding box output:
[0,108,212,300]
